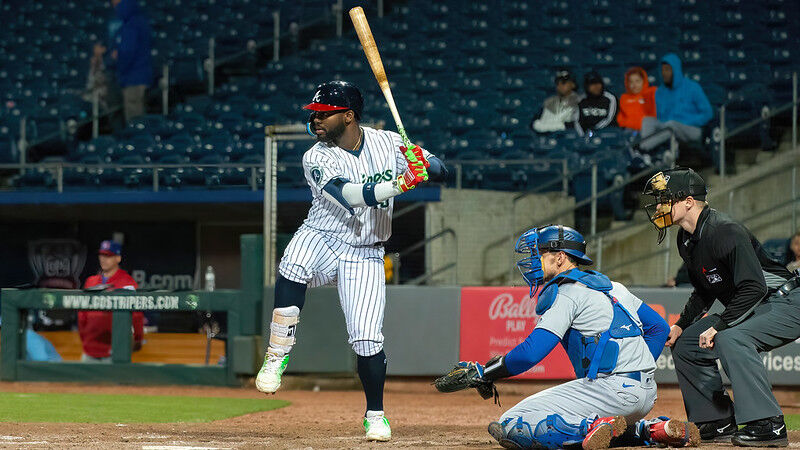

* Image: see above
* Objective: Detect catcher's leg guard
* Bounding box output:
[534,414,592,449]
[490,415,590,450]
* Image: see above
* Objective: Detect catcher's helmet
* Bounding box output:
[303,81,363,119]
[536,225,592,265]
[515,224,591,295]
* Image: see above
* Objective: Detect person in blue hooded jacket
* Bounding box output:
[111,0,152,122]
[641,54,712,151]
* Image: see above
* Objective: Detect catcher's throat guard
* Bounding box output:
[515,229,546,297]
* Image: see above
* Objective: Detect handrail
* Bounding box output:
[0,162,269,170]
[406,263,457,286]
[719,72,797,178]
[394,228,457,285]
[393,202,425,220]
[398,228,455,258]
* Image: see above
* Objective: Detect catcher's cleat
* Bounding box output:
[583,416,626,450]
[643,418,701,447]
[255,350,289,394]
[364,410,391,441]
[488,421,524,450]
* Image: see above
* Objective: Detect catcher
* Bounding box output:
[436,225,699,450]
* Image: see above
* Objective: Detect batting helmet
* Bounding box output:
[303,81,364,120]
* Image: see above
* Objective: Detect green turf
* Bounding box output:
[0,392,289,423]
[784,414,800,431]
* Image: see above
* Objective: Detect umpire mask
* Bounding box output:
[642,168,707,244]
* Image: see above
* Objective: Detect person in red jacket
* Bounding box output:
[617,67,657,131]
[78,240,144,362]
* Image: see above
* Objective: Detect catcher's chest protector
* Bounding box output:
[537,269,643,379]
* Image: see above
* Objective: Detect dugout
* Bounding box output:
[0,234,267,386]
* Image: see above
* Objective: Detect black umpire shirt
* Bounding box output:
[675,206,793,332]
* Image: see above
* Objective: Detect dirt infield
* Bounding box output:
[0,379,798,449]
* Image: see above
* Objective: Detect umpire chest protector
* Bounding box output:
[537,268,642,379]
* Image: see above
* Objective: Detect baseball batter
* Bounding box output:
[436,225,698,450]
[255,81,447,441]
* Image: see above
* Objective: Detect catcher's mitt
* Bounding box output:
[433,361,500,405]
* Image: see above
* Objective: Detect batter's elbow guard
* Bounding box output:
[483,355,512,382]
[426,156,448,182]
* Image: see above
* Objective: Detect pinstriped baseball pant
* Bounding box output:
[278,228,386,356]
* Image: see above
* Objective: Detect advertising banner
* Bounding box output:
[459,286,575,379]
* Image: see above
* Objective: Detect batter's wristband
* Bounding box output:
[362,182,378,206]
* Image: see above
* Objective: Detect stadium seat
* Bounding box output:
[762,238,790,264]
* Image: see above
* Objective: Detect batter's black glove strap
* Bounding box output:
[433,361,501,406]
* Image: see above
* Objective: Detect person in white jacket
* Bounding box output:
[531,69,580,133]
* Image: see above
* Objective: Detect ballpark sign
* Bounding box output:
[460,286,575,380]
[51,294,197,310]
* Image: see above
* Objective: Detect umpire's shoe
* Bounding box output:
[731,416,788,447]
[698,416,736,442]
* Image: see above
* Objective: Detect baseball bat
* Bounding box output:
[348,6,412,149]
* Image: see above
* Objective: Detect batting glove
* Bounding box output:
[395,169,421,193]
[401,145,430,169]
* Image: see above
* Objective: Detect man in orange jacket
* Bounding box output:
[78,240,144,362]
[617,67,656,131]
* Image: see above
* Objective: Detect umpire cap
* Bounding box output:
[303,81,363,120]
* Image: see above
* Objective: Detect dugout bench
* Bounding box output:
[0,235,266,386]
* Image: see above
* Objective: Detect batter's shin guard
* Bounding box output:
[268,306,300,355]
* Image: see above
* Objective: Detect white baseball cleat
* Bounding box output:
[255,350,289,394]
[364,410,391,441]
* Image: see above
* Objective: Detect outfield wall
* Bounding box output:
[277,286,800,386]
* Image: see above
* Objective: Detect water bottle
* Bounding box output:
[205,266,215,292]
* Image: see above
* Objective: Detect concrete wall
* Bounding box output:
[426,188,575,286]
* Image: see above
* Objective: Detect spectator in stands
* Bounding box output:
[111,0,152,122]
[617,67,656,132]
[84,43,112,111]
[78,240,144,362]
[531,69,579,133]
[640,53,712,151]
[788,231,800,273]
[575,71,617,136]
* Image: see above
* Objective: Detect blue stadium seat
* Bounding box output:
[762,238,791,264]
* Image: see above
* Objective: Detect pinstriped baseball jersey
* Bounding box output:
[278,228,385,356]
[300,126,430,246]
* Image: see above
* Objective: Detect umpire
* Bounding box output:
[642,167,800,447]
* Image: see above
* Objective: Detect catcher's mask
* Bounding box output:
[515,225,592,296]
[642,168,707,244]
